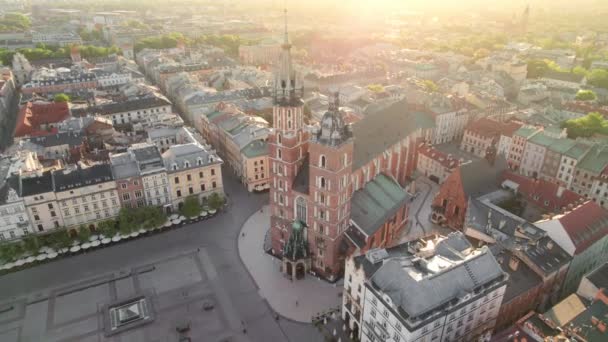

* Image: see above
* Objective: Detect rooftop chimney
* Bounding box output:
[557,186,565,198]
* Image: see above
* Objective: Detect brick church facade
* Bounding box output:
[268,16,436,281]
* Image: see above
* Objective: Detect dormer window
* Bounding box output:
[197,158,203,166]
[172,163,178,171]
[184,161,190,168]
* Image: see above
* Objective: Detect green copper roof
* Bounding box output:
[564,142,592,159]
[228,123,248,135]
[528,132,556,148]
[350,174,411,236]
[577,145,608,174]
[547,137,576,153]
[241,140,268,158]
[514,126,539,139]
[206,111,223,120]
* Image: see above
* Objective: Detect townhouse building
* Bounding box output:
[464,192,572,330]
[53,164,121,230]
[21,68,97,95]
[555,141,592,188]
[570,145,608,201]
[460,118,521,159]
[129,143,171,210]
[196,104,271,192]
[507,126,541,171]
[360,233,508,342]
[535,201,608,298]
[238,39,282,66]
[519,129,568,179]
[416,143,461,184]
[87,95,172,126]
[162,142,224,210]
[241,140,270,192]
[0,158,32,241]
[21,171,63,233]
[110,152,146,209]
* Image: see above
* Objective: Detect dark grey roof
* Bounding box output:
[585,262,608,291]
[497,249,543,304]
[543,70,585,83]
[20,171,54,197]
[52,164,113,192]
[459,157,506,197]
[370,245,505,319]
[26,132,84,148]
[352,243,410,278]
[352,99,435,169]
[130,144,164,173]
[465,198,571,276]
[344,225,367,249]
[86,96,171,116]
[292,157,310,194]
[0,176,20,205]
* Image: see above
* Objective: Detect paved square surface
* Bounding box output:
[238,206,343,323]
[0,250,241,342]
[0,171,325,342]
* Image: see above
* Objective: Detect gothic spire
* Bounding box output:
[274,5,302,105]
[283,8,289,46]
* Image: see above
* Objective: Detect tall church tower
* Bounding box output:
[307,94,354,280]
[269,9,309,259]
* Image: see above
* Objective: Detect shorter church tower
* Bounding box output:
[307,93,354,280]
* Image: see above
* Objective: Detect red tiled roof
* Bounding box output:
[502,172,583,212]
[418,144,459,169]
[465,118,522,139]
[14,102,70,137]
[558,201,608,254]
[564,101,608,116]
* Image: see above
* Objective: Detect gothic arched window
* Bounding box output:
[320,177,326,189]
[295,197,307,223]
[277,133,282,144]
[320,155,326,168]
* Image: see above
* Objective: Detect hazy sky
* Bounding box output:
[252,0,608,12]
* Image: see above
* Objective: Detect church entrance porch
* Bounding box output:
[280,220,310,281]
[282,259,308,281]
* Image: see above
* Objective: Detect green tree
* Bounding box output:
[0,242,24,262]
[54,93,70,102]
[0,13,31,33]
[180,196,202,218]
[21,235,41,255]
[575,89,597,101]
[42,230,72,250]
[367,84,384,93]
[97,220,117,237]
[588,69,608,89]
[561,112,608,138]
[422,80,439,92]
[573,66,589,77]
[208,193,225,210]
[77,225,91,243]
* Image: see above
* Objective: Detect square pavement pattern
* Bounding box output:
[0,249,243,342]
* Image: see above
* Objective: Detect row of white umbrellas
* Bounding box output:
[1,210,220,271]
